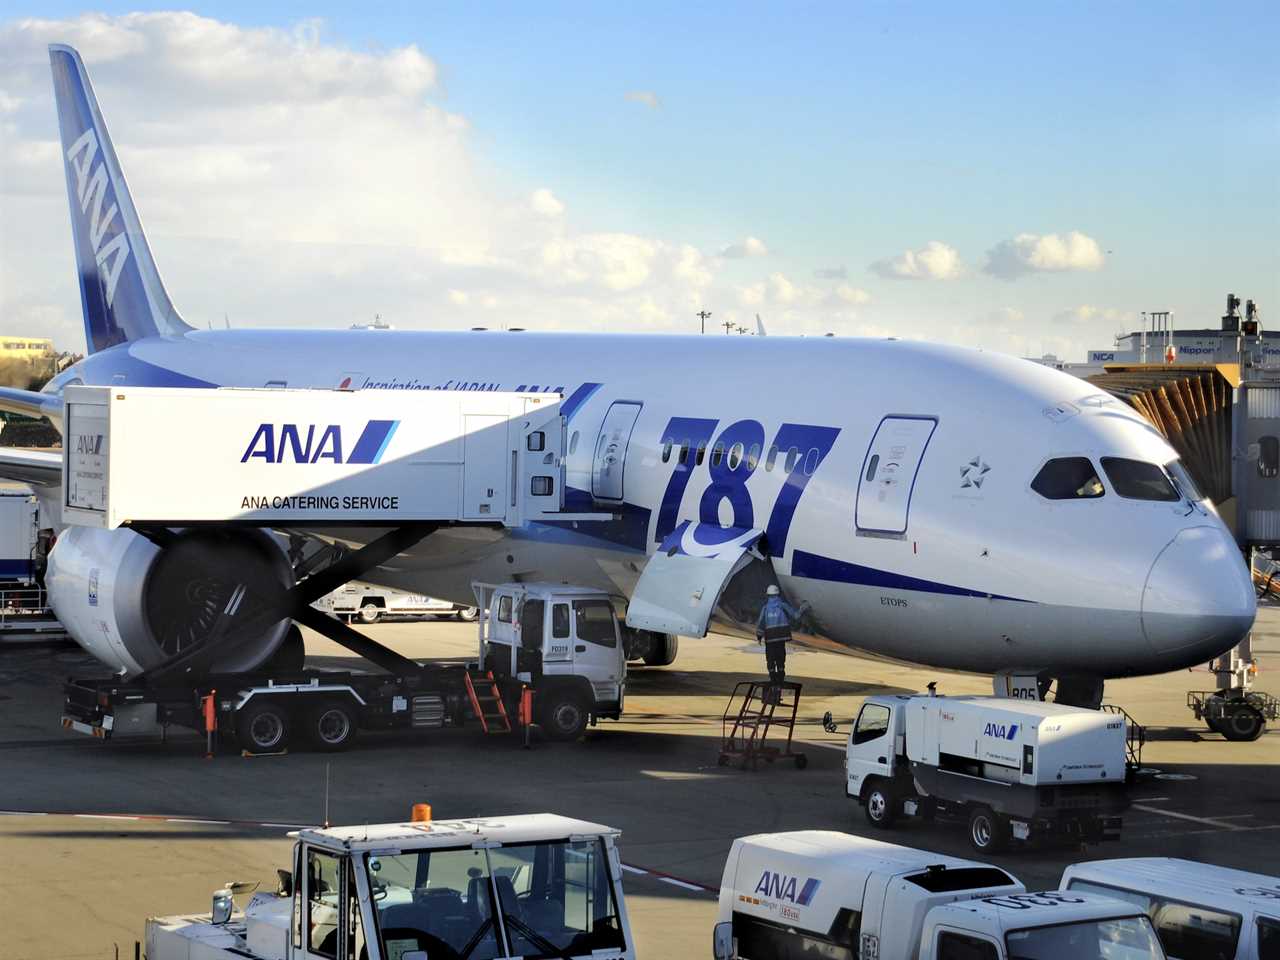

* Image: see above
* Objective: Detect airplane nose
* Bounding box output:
[1141,525,1256,663]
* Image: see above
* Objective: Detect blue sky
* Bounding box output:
[0,3,1275,356]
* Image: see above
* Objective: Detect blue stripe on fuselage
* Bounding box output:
[791,549,1030,603]
[560,382,602,423]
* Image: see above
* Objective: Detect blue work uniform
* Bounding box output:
[756,595,801,683]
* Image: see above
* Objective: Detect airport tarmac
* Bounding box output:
[2,606,1278,960]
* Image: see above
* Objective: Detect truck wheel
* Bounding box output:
[238,700,290,753]
[358,603,382,624]
[307,699,359,751]
[1220,702,1266,742]
[864,781,898,829]
[541,693,589,742]
[455,606,479,622]
[643,633,679,667]
[968,806,1008,854]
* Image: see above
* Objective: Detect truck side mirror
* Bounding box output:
[713,921,735,960]
[276,868,293,897]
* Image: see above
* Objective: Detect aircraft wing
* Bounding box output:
[0,447,61,487]
[0,386,63,430]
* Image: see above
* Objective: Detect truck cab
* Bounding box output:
[476,582,627,737]
[146,813,636,960]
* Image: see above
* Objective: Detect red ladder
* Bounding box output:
[465,671,512,734]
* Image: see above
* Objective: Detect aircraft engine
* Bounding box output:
[47,525,295,676]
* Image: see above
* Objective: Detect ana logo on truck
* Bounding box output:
[75,433,104,455]
[984,722,1019,741]
[241,420,399,465]
[754,871,820,906]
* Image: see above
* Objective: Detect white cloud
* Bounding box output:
[813,266,847,280]
[870,240,963,281]
[719,235,769,259]
[1052,304,1132,326]
[0,12,740,345]
[624,90,660,109]
[983,231,1105,280]
[529,188,565,217]
[834,284,871,305]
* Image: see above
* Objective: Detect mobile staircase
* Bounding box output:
[718,680,807,770]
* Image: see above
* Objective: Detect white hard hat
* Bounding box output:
[766,585,780,596]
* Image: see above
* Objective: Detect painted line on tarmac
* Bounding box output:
[1131,803,1246,831]
[0,808,718,894]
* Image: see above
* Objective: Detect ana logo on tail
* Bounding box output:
[65,128,131,308]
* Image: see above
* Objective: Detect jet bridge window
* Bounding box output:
[1101,457,1179,502]
[1031,457,1105,500]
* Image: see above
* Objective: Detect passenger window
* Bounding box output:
[865,454,880,482]
[728,442,744,470]
[1259,916,1280,960]
[552,604,570,639]
[784,447,800,473]
[1260,436,1279,479]
[853,703,890,745]
[1031,457,1105,499]
[765,445,779,471]
[711,442,725,468]
[573,600,617,647]
[678,441,689,465]
[307,849,341,958]
[1101,457,1179,501]
[498,595,513,623]
[661,440,672,463]
[569,430,579,454]
[804,447,819,475]
[747,443,761,471]
[695,441,708,466]
[937,932,999,960]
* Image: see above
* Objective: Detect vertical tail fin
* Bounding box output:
[48,44,192,354]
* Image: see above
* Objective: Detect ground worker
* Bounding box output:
[755,585,806,685]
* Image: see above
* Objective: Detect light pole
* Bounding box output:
[697,310,712,335]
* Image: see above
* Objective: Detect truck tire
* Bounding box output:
[968,806,1008,854]
[237,699,291,753]
[1220,702,1266,742]
[643,633,679,667]
[541,691,589,742]
[358,603,382,624]
[306,698,359,751]
[455,606,479,622]
[863,781,898,829]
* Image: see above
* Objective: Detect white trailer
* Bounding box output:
[313,581,479,623]
[146,813,637,960]
[713,831,1166,960]
[846,694,1129,853]
[0,489,38,583]
[1061,857,1280,960]
[60,385,579,528]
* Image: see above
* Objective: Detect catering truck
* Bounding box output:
[313,581,479,624]
[845,694,1129,853]
[713,831,1166,960]
[1061,858,1280,960]
[146,812,636,960]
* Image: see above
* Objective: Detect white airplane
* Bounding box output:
[0,45,1255,705]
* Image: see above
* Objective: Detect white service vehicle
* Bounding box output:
[0,489,38,584]
[713,831,1166,960]
[314,581,479,624]
[846,694,1129,853]
[146,813,636,960]
[1061,858,1280,960]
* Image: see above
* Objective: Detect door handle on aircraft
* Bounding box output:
[575,644,586,653]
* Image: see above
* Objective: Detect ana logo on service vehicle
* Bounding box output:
[75,433,104,455]
[984,722,1019,740]
[241,420,399,465]
[65,129,131,308]
[754,871,820,906]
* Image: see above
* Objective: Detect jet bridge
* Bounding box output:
[60,385,593,529]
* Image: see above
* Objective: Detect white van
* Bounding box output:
[1061,858,1280,960]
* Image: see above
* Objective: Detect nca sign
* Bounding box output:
[241,420,399,465]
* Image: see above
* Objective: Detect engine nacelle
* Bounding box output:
[47,526,295,676]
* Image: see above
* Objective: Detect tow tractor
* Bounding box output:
[146,811,637,960]
[63,580,628,750]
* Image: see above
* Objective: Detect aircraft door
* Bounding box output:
[856,416,937,536]
[591,401,642,502]
[463,414,509,519]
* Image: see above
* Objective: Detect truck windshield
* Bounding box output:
[1005,916,1163,960]
[368,838,625,960]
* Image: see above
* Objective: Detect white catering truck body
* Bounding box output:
[713,831,1166,960]
[146,813,636,960]
[1061,858,1280,960]
[847,694,1129,852]
[0,490,38,582]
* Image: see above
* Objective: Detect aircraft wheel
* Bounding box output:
[1220,702,1266,742]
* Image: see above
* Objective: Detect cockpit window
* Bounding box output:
[1031,458,1105,500]
[1101,458,1180,501]
[1165,459,1204,502]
